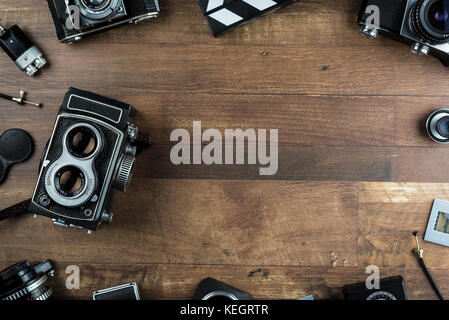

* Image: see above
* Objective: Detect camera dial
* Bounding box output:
[115,155,136,192]
[412,0,449,44]
[426,109,449,143]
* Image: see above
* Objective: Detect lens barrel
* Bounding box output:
[81,0,111,11]
[0,260,54,300]
[426,109,449,143]
[412,0,449,43]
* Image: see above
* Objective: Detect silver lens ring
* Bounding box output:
[2,275,48,301]
[81,0,111,11]
[426,109,449,143]
[75,0,123,20]
[202,291,239,301]
[64,123,103,160]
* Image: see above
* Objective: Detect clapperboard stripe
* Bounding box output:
[198,0,298,36]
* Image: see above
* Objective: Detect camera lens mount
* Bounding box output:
[412,0,449,44]
[0,261,54,301]
[426,109,449,143]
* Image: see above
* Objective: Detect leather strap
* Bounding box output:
[0,199,31,221]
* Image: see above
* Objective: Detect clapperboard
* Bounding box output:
[198,0,298,36]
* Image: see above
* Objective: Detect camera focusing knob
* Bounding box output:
[115,155,136,192]
[101,211,114,224]
[360,25,378,39]
[411,42,430,56]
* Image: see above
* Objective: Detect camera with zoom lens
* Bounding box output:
[358,0,449,66]
[0,260,54,301]
[47,0,160,43]
[27,88,150,232]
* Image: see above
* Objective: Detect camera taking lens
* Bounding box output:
[426,109,449,143]
[55,166,86,197]
[82,0,111,11]
[412,0,449,44]
[0,260,54,300]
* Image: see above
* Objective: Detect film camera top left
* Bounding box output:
[47,0,160,43]
[27,88,150,232]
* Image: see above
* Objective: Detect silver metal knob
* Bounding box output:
[361,25,378,39]
[411,42,430,56]
[102,211,114,224]
[115,155,136,192]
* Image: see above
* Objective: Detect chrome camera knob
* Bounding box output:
[102,211,114,224]
[410,42,430,56]
[360,25,378,39]
[115,155,136,192]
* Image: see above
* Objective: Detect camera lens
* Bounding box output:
[81,0,111,10]
[429,1,449,31]
[0,261,54,300]
[55,166,85,197]
[67,126,98,158]
[426,109,449,143]
[412,0,449,43]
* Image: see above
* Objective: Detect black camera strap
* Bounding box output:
[0,199,31,221]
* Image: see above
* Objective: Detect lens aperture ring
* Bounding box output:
[35,288,53,301]
[2,274,48,301]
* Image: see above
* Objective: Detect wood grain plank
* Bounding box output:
[358,183,449,269]
[0,180,359,267]
[0,2,448,96]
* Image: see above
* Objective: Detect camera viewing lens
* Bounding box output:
[81,0,111,10]
[55,166,85,197]
[67,126,98,158]
[413,0,449,43]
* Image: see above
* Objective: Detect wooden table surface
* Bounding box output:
[1,0,449,300]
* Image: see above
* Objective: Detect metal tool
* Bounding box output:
[0,90,42,108]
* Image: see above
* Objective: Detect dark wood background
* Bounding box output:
[1,0,449,300]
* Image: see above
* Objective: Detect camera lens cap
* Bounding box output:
[0,129,33,184]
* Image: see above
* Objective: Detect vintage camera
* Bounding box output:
[0,260,54,301]
[426,109,449,143]
[358,0,449,66]
[342,275,408,300]
[28,88,150,232]
[193,278,253,300]
[47,0,160,43]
